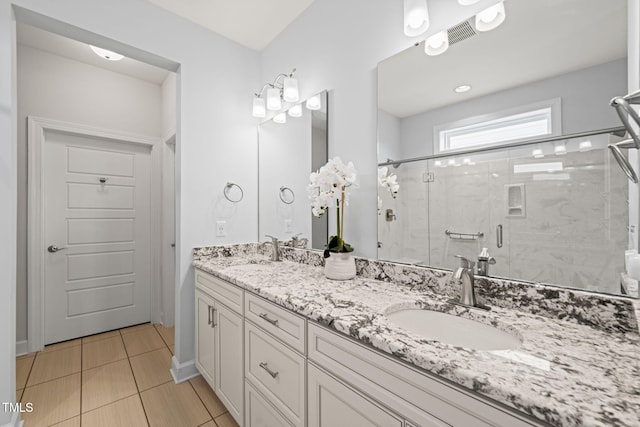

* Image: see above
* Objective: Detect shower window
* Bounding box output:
[435,98,561,153]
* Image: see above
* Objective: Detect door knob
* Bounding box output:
[47,245,67,253]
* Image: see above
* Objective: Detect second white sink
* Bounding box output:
[385,309,521,351]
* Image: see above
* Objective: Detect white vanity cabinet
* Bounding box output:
[195,270,244,426]
[307,363,403,427]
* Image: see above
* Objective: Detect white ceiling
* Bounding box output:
[378,0,628,118]
[17,23,170,85]
[146,0,315,51]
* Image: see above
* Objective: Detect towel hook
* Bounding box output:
[224,182,244,203]
[279,186,295,204]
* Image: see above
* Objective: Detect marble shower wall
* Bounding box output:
[378,140,628,294]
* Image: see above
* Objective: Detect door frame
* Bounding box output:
[27,116,162,352]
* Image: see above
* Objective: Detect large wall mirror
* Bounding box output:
[259,91,328,249]
[377,0,636,297]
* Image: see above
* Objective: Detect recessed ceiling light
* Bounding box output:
[90,45,124,61]
[454,84,472,93]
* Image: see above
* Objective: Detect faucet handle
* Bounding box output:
[265,234,278,243]
[454,255,475,269]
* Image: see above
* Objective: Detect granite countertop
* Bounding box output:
[192,245,640,427]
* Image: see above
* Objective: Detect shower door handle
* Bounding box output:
[496,225,503,248]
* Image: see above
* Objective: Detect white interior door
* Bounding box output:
[43,129,152,344]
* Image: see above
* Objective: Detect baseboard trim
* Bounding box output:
[1,412,23,427]
[170,356,198,384]
[15,341,28,357]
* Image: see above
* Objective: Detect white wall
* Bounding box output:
[1,1,261,410]
[260,0,501,258]
[16,44,164,345]
[398,59,627,160]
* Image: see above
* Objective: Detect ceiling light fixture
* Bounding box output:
[454,84,472,93]
[89,45,124,61]
[288,104,302,117]
[252,68,299,118]
[404,0,430,37]
[424,30,449,56]
[306,93,322,111]
[273,112,287,124]
[475,1,506,32]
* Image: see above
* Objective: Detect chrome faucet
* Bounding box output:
[450,255,489,310]
[476,247,496,277]
[265,235,281,262]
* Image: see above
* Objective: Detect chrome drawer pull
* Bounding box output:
[259,362,279,379]
[211,307,217,328]
[258,313,279,327]
[207,305,212,325]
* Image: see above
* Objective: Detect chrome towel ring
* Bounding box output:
[224,182,244,203]
[279,186,295,204]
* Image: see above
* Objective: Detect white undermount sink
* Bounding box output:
[385,309,521,351]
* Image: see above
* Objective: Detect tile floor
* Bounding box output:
[16,323,239,427]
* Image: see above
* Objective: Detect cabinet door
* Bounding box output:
[308,364,403,427]
[215,302,244,425]
[195,290,216,386]
[246,381,294,427]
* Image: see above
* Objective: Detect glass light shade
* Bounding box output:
[579,140,592,152]
[532,148,544,159]
[288,104,302,117]
[252,97,266,118]
[475,2,506,32]
[554,143,567,155]
[266,87,282,111]
[89,45,124,61]
[404,0,430,37]
[283,77,299,102]
[273,112,287,124]
[458,0,480,4]
[306,94,322,110]
[425,31,449,56]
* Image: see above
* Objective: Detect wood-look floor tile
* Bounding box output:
[83,336,127,370]
[120,323,154,335]
[140,381,211,427]
[27,346,81,386]
[213,413,239,427]
[16,389,23,401]
[82,359,138,412]
[199,422,215,427]
[51,416,81,427]
[21,373,81,426]
[82,330,120,344]
[169,345,175,355]
[122,328,165,357]
[42,338,81,353]
[82,394,149,427]
[17,352,37,360]
[189,376,227,418]
[154,325,175,346]
[16,355,34,389]
[130,347,173,391]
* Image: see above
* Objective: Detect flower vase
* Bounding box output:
[324,252,356,280]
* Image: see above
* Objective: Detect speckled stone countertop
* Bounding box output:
[193,244,640,427]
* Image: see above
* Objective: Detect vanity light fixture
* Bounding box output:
[554,142,567,155]
[454,84,472,93]
[306,93,322,110]
[89,45,124,61]
[475,1,506,32]
[579,140,593,152]
[424,30,449,56]
[532,148,544,159]
[288,104,303,117]
[273,112,287,124]
[252,68,298,118]
[404,0,430,37]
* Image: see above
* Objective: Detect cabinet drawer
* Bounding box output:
[245,322,305,427]
[308,323,542,427]
[196,269,243,314]
[245,293,306,354]
[245,380,294,427]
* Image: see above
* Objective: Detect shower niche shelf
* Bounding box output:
[505,184,526,217]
